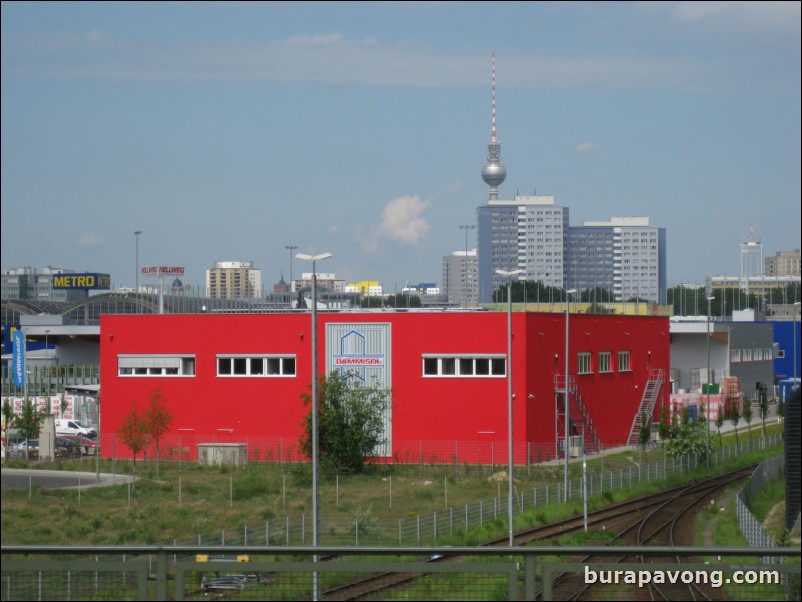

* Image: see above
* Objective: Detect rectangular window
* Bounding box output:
[731,349,741,363]
[118,355,196,377]
[217,355,297,377]
[742,349,752,362]
[422,355,506,378]
[578,352,592,374]
[598,352,612,373]
[618,351,631,372]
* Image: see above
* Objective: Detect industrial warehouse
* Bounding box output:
[98,310,670,463]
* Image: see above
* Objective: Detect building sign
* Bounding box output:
[327,323,392,456]
[140,266,185,277]
[52,273,111,290]
[12,330,25,387]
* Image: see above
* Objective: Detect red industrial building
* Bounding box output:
[99,311,669,464]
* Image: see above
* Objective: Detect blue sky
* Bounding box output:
[2,1,800,292]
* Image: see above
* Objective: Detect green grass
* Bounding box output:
[1,427,786,549]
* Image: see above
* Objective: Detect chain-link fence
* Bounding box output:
[736,454,785,563]
[147,432,782,548]
[2,545,799,601]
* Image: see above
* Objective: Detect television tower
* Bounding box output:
[481,53,507,201]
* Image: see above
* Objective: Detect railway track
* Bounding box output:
[546,466,754,601]
[183,464,756,601]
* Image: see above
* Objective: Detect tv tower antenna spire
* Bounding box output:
[482,52,507,201]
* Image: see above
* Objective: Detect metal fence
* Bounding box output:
[736,454,785,563]
[1,544,799,601]
[154,432,784,548]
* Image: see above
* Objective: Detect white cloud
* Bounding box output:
[649,1,801,33]
[363,195,431,251]
[577,141,603,155]
[77,233,103,247]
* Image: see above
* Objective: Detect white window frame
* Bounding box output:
[422,355,506,378]
[731,349,741,363]
[598,351,612,373]
[216,355,297,377]
[118,355,196,377]
[577,352,592,375]
[618,351,632,372]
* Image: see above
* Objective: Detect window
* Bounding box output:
[578,352,592,374]
[217,355,297,377]
[118,355,196,377]
[731,349,741,363]
[422,355,506,377]
[742,349,752,362]
[618,351,631,372]
[598,352,612,373]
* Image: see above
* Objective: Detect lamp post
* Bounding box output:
[285,245,298,306]
[794,301,801,391]
[564,289,577,502]
[706,295,715,467]
[296,251,332,601]
[45,330,50,399]
[459,225,475,308]
[134,231,142,292]
[495,268,523,546]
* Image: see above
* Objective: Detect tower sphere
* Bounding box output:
[482,161,507,188]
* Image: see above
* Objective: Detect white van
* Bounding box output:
[55,419,96,438]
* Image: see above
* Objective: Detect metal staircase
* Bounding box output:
[626,369,665,446]
[553,375,601,457]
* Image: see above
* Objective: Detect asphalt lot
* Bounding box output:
[0,468,135,490]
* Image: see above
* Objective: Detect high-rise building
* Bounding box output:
[205,261,262,299]
[764,249,801,277]
[740,227,763,277]
[569,217,667,304]
[442,249,478,306]
[477,196,568,302]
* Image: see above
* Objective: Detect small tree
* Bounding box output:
[117,401,148,473]
[638,412,651,466]
[666,419,712,458]
[742,400,754,442]
[658,403,671,442]
[759,395,770,438]
[729,402,741,445]
[300,370,391,474]
[145,388,173,476]
[715,406,725,448]
[17,398,44,460]
[2,399,14,461]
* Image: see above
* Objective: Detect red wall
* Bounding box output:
[100,311,669,463]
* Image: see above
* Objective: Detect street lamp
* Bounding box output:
[706,295,715,467]
[794,301,801,391]
[296,251,332,600]
[459,225,475,308]
[45,330,50,399]
[564,289,577,502]
[134,231,142,292]
[495,268,523,546]
[285,245,298,306]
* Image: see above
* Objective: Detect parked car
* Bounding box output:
[57,434,98,456]
[55,436,83,459]
[55,419,96,438]
[12,439,39,459]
